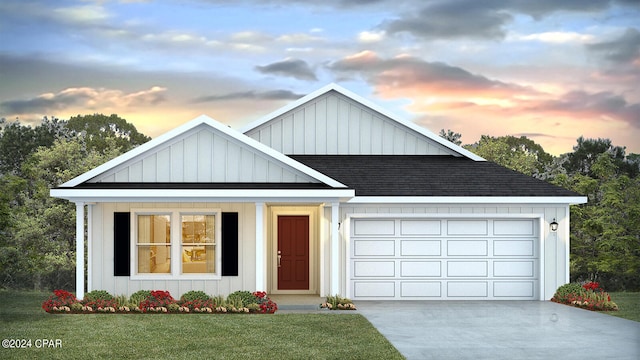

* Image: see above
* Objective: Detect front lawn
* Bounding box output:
[0,290,403,359]
[606,292,640,322]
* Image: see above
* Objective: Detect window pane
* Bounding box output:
[181,214,215,273]
[137,215,170,274]
[181,215,214,244]
[182,245,214,273]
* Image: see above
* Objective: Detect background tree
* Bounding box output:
[464,135,544,176]
[557,153,640,290]
[66,113,150,153]
[439,129,462,145]
[0,115,148,290]
[565,136,637,178]
[0,117,65,177]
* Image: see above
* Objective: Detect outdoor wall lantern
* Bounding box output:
[550,218,559,232]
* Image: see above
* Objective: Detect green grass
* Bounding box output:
[605,292,640,322]
[0,290,403,359]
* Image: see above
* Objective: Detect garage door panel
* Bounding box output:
[494,261,535,277]
[354,281,395,297]
[354,240,395,256]
[447,240,488,256]
[401,261,441,277]
[493,281,534,297]
[353,261,395,277]
[447,220,488,235]
[494,220,535,235]
[401,240,441,256]
[448,282,488,297]
[494,240,534,256]
[447,261,488,277]
[401,282,441,297]
[400,220,441,235]
[353,220,395,235]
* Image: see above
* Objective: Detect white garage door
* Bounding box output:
[349,218,540,300]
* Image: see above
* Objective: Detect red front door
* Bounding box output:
[277,216,310,290]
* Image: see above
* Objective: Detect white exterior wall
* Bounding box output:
[245,91,457,156]
[89,202,256,298]
[90,125,319,184]
[339,203,570,300]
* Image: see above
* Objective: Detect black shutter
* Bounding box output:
[221,212,239,276]
[114,212,131,276]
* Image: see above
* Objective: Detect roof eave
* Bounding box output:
[50,188,356,203]
[347,196,588,205]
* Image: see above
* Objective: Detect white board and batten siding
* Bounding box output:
[245,91,457,156]
[88,202,257,298]
[88,124,319,184]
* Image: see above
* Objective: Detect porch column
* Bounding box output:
[255,202,266,291]
[330,202,340,295]
[75,202,85,300]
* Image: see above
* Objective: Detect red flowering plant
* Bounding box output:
[551,282,618,311]
[180,299,215,312]
[42,289,79,313]
[81,290,119,312]
[253,291,277,314]
[139,290,177,313]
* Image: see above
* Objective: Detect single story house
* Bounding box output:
[51,84,587,301]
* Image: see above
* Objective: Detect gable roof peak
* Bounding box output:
[58,114,347,188]
[240,83,484,161]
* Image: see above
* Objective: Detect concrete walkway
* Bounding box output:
[356,301,640,360]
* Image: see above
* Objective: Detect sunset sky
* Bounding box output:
[1,0,639,155]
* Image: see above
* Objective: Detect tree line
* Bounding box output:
[0,114,149,290]
[0,116,637,292]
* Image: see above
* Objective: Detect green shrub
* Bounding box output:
[129,290,152,307]
[227,290,257,307]
[83,290,114,302]
[180,290,210,303]
[552,283,585,303]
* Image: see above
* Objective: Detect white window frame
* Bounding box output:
[130,208,222,280]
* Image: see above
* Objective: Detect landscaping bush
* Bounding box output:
[42,289,78,313]
[139,290,176,313]
[83,290,114,302]
[129,290,152,307]
[551,283,585,303]
[81,290,119,311]
[180,290,210,302]
[320,295,356,310]
[227,290,258,307]
[551,282,618,311]
[40,289,277,314]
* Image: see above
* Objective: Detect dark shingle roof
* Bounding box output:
[290,155,581,197]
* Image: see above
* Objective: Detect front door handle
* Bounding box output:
[277,250,282,267]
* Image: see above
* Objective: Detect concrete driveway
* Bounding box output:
[356,301,640,360]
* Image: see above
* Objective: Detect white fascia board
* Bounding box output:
[346,196,588,205]
[240,83,485,161]
[60,115,347,189]
[50,188,355,203]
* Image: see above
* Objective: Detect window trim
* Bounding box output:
[130,208,222,280]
